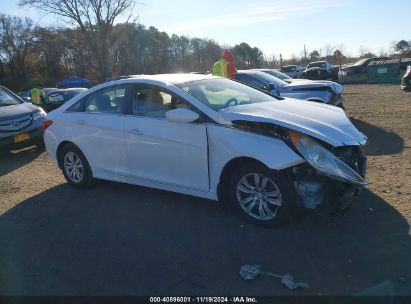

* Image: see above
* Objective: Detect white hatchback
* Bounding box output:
[43,74,368,226]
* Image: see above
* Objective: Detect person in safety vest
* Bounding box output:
[212,49,237,80]
[31,83,44,106]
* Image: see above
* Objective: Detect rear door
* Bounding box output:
[62,84,130,176]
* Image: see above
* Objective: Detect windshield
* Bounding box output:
[307,62,327,68]
[52,91,80,99]
[252,72,288,87]
[65,89,86,98]
[0,87,23,107]
[281,66,296,72]
[262,70,292,80]
[176,78,276,111]
[44,88,58,96]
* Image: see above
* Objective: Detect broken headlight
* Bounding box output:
[289,131,367,186]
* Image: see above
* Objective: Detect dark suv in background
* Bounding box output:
[303,61,334,80]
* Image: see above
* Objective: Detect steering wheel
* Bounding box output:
[224,98,239,108]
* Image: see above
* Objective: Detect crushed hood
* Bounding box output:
[285,81,330,89]
[0,103,40,120]
[219,99,367,147]
[285,81,343,94]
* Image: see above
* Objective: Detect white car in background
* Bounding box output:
[281,65,304,78]
[43,74,367,226]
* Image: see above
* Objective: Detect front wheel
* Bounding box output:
[228,163,296,227]
[60,144,94,188]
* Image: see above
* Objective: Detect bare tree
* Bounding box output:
[19,0,137,80]
[323,44,334,57]
[358,45,370,57]
[0,14,36,88]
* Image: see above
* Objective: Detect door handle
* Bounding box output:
[75,120,86,125]
[127,128,142,135]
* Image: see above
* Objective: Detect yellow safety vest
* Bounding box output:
[212,59,229,78]
[31,88,42,105]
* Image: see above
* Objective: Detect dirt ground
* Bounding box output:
[0,84,410,296]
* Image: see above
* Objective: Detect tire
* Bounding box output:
[60,143,94,188]
[227,162,297,227]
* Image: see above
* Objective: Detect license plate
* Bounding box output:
[13,133,29,143]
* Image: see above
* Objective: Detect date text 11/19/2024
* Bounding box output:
[149,297,258,303]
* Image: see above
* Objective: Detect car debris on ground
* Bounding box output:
[239,265,309,290]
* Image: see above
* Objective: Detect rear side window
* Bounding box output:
[66,85,128,113]
[85,86,126,114]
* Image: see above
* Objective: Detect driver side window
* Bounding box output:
[132,86,191,118]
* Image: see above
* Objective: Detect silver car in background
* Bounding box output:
[0,85,46,151]
[281,65,304,78]
[235,70,344,108]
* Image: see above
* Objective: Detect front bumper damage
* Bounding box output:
[290,145,367,212]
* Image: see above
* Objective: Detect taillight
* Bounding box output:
[41,119,53,130]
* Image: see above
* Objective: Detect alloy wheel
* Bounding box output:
[236,173,282,221]
[63,151,84,183]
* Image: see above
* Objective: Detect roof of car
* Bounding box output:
[108,73,216,85]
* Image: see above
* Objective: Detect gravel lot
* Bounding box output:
[0,84,410,296]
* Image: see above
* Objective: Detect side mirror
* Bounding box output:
[266,83,276,91]
[166,108,199,123]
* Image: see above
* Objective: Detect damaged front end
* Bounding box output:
[288,132,367,211]
[231,120,367,211]
[291,146,367,210]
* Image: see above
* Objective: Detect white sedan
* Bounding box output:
[43,74,368,226]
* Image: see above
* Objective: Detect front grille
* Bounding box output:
[0,114,32,132]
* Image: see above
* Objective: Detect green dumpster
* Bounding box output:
[367,58,411,84]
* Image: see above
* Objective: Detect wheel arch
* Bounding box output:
[56,141,78,169]
[217,156,268,202]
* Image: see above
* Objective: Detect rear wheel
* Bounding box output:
[60,144,94,188]
[228,163,296,227]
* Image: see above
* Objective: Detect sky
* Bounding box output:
[1,0,410,59]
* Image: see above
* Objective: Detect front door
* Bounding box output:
[124,84,209,191]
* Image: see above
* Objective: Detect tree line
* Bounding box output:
[0,13,266,91]
[1,0,410,92]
